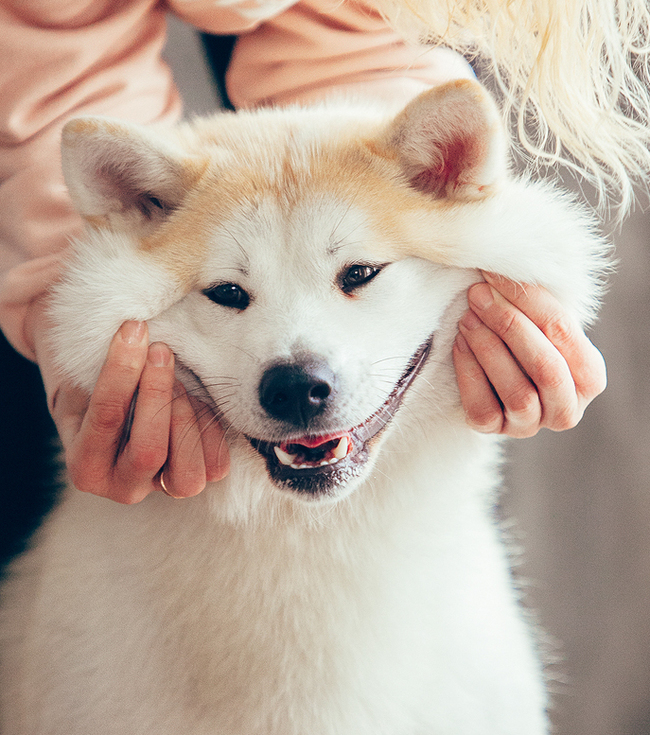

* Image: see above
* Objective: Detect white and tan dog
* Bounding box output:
[0,80,607,734]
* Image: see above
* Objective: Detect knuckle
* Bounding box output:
[490,307,521,341]
[89,400,128,435]
[579,348,608,399]
[465,404,504,433]
[139,379,173,402]
[168,466,206,497]
[531,353,570,392]
[103,361,143,393]
[117,490,150,505]
[169,414,201,447]
[106,476,152,504]
[128,444,168,475]
[547,404,583,432]
[540,312,577,348]
[67,456,151,504]
[503,422,539,439]
[502,382,540,418]
[68,465,107,496]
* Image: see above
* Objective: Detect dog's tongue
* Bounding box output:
[274,433,352,468]
[286,433,346,450]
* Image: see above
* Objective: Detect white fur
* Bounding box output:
[0,81,609,734]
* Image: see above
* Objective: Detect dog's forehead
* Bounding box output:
[143,120,453,288]
[216,141,432,261]
[202,191,378,275]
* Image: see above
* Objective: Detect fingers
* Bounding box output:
[158,382,208,499]
[117,341,175,501]
[454,320,542,438]
[455,310,544,437]
[64,321,150,500]
[119,348,229,499]
[482,273,607,405]
[454,274,606,437]
[462,284,573,434]
[56,321,231,504]
[189,395,231,483]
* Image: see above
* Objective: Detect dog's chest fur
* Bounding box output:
[4,425,543,735]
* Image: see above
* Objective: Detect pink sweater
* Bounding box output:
[0,0,472,360]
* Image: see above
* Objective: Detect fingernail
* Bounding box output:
[468,283,494,311]
[481,271,501,284]
[148,342,172,367]
[459,309,482,330]
[120,320,146,345]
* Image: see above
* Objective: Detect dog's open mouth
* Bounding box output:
[272,433,353,470]
[248,337,431,497]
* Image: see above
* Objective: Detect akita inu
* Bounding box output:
[0,80,607,734]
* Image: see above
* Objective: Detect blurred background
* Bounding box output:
[1,14,648,735]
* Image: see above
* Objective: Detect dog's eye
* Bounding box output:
[339,264,381,294]
[137,193,172,220]
[203,283,250,310]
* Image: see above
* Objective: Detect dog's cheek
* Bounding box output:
[148,298,255,420]
[49,243,185,393]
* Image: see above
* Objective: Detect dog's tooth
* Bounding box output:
[274,446,297,466]
[288,461,308,470]
[332,436,349,460]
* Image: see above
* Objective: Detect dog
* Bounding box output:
[0,79,608,734]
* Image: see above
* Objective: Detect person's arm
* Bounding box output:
[0,1,180,359]
[226,0,476,109]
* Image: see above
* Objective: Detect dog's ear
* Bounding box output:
[61,117,201,231]
[385,79,507,201]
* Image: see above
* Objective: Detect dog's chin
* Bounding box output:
[247,337,432,502]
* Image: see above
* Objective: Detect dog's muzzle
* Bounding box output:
[248,337,432,499]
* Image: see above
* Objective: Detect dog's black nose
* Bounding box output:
[259,358,337,427]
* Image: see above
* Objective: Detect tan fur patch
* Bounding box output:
[134,104,474,287]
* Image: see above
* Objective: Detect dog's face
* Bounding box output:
[52,80,603,503]
[147,196,471,498]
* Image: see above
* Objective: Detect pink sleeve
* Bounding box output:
[226,0,475,109]
[0,0,182,360]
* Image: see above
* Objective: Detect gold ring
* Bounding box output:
[158,471,173,497]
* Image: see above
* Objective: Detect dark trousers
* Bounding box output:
[0,332,58,573]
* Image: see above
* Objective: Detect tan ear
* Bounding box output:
[385,79,507,201]
[61,117,200,230]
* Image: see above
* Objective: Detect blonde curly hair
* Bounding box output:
[377,0,650,213]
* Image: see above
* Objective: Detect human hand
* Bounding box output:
[452,272,607,438]
[50,321,229,503]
